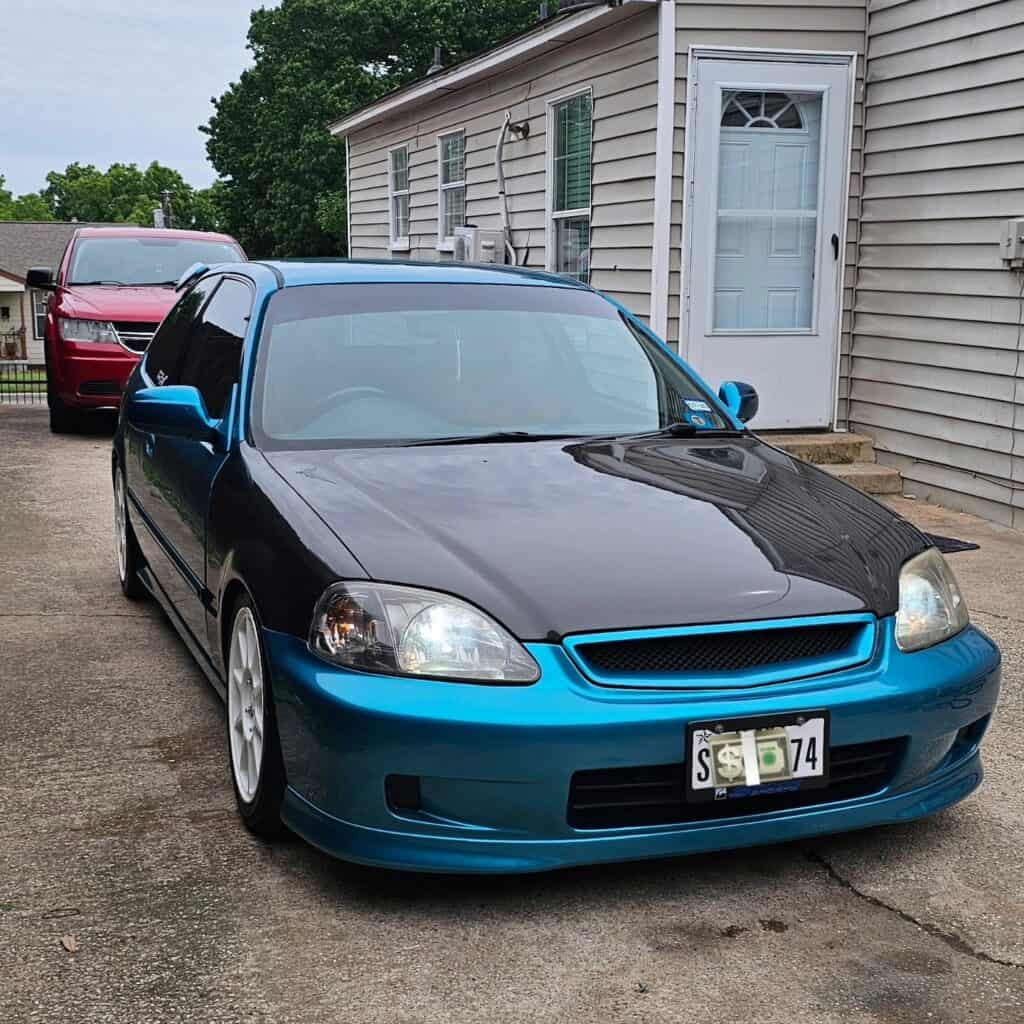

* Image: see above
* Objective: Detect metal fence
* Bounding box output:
[0,361,47,405]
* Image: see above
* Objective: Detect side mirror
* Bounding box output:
[719,381,759,424]
[26,267,55,291]
[126,386,219,442]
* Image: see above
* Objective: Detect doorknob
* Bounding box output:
[831,233,840,261]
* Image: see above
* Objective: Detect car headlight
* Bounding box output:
[895,547,969,652]
[58,317,119,344]
[310,582,540,683]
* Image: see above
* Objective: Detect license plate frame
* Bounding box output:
[686,710,831,803]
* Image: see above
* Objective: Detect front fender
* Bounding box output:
[205,444,366,679]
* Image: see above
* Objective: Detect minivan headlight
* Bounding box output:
[895,547,969,652]
[58,317,119,344]
[310,582,540,683]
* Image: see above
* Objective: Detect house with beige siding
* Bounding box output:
[331,0,1024,528]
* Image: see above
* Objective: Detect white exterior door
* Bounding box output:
[683,53,854,429]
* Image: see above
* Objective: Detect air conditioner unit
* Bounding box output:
[453,226,507,264]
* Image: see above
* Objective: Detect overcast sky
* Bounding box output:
[3,1,276,195]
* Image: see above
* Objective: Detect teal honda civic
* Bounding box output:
[112,259,1001,873]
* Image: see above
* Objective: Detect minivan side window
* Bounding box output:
[178,278,253,419]
[145,279,217,387]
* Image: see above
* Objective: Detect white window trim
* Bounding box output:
[436,129,466,252]
[387,143,411,252]
[32,290,49,340]
[545,87,593,279]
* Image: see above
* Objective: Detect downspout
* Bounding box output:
[496,112,518,265]
[650,0,676,341]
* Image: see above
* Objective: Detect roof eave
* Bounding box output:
[329,0,657,138]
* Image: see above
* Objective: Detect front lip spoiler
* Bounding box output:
[279,754,983,874]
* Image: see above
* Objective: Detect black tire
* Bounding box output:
[114,463,147,600]
[47,384,81,434]
[225,593,286,838]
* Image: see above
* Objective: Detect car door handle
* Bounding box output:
[144,433,155,458]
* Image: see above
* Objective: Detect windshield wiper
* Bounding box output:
[68,279,127,287]
[402,430,581,447]
[135,280,179,287]
[577,422,746,444]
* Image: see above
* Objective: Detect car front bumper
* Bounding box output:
[54,342,138,407]
[265,619,1000,873]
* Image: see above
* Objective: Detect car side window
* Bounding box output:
[145,279,216,387]
[178,277,253,419]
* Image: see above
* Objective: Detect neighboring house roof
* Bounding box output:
[0,221,118,283]
[328,0,656,137]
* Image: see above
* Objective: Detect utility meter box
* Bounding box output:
[453,226,507,264]
[999,218,1024,268]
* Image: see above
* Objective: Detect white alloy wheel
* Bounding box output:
[228,606,266,804]
[114,467,128,584]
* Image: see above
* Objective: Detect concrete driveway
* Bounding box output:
[0,404,1021,1024]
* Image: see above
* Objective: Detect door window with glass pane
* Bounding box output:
[389,146,410,248]
[550,92,592,283]
[438,132,466,244]
[713,91,821,331]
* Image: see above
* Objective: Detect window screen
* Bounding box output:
[390,147,410,244]
[551,94,592,283]
[439,133,466,241]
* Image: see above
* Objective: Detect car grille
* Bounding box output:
[112,322,159,352]
[567,738,905,829]
[571,622,863,682]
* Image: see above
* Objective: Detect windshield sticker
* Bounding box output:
[684,410,710,428]
[685,399,712,412]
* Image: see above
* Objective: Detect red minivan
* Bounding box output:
[28,227,245,433]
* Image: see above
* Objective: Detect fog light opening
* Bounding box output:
[385,774,421,812]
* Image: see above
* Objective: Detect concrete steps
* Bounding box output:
[757,431,902,496]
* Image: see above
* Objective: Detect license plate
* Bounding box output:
[687,711,830,803]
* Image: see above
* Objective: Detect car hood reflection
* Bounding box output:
[265,435,926,640]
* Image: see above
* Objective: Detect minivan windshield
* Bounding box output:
[252,283,731,449]
[68,236,242,287]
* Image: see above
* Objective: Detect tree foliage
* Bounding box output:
[0,175,54,221]
[0,164,224,229]
[202,0,541,257]
[41,162,224,230]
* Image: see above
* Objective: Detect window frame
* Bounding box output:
[546,88,594,284]
[387,143,411,252]
[177,273,255,421]
[436,129,467,252]
[32,290,49,340]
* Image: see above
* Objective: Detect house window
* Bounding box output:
[32,291,49,339]
[389,145,410,250]
[550,92,592,283]
[0,307,9,320]
[437,131,466,248]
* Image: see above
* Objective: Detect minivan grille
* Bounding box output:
[567,738,905,829]
[112,322,159,352]
[573,622,861,679]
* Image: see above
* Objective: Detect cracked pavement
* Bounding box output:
[1,405,1022,1024]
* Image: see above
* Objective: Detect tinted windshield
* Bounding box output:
[68,237,242,286]
[252,283,730,448]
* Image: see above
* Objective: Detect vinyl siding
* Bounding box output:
[671,0,867,366]
[345,5,661,320]
[849,0,1024,527]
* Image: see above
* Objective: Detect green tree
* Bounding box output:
[40,161,213,228]
[0,175,55,221]
[202,0,541,257]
